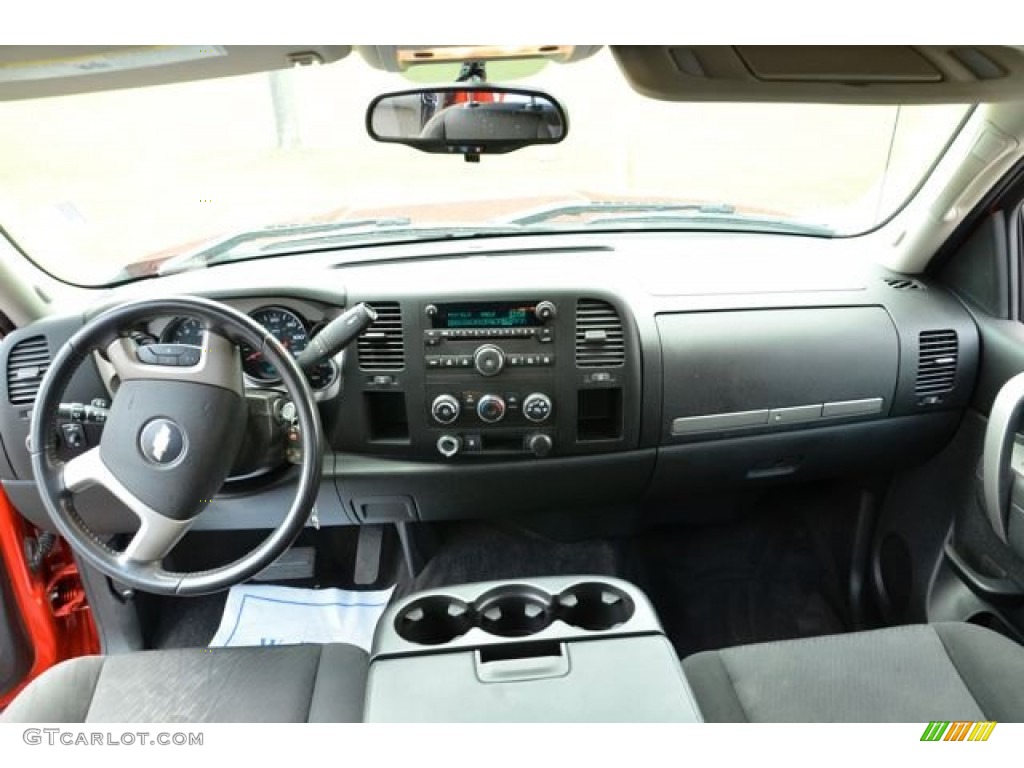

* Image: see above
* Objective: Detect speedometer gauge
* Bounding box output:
[241,307,309,382]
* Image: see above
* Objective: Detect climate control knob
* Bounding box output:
[431,394,461,425]
[476,394,506,423]
[523,393,553,423]
[474,344,505,377]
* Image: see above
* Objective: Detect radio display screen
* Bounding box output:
[434,302,542,329]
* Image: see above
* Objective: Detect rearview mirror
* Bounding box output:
[366,86,567,160]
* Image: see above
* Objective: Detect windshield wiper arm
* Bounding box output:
[582,212,834,237]
[157,218,411,275]
[504,201,833,237]
[505,201,737,226]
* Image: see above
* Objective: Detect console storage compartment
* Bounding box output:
[365,576,703,722]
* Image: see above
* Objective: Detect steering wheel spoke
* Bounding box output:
[118,513,194,565]
[61,446,104,493]
[60,446,195,564]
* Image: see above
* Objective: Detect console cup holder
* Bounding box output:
[557,582,635,631]
[476,586,554,637]
[392,580,639,647]
[394,595,474,646]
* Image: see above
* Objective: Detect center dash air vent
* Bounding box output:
[575,299,625,368]
[357,302,404,371]
[6,335,50,405]
[916,330,958,403]
[883,277,925,291]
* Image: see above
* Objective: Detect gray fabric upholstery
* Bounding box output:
[934,622,1024,722]
[683,623,1024,722]
[1,644,368,723]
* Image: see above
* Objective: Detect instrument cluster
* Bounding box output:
[158,306,339,392]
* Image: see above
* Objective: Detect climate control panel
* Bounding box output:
[429,390,554,427]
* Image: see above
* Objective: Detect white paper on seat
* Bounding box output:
[209,584,394,650]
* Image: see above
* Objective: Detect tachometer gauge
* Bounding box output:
[241,307,309,382]
[161,317,205,346]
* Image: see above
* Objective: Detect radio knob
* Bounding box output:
[431,394,461,425]
[535,301,557,323]
[523,392,553,423]
[477,394,506,423]
[474,344,505,377]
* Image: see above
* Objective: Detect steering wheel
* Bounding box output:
[29,296,323,596]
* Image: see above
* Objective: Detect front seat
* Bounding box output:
[1,644,368,723]
[683,622,1024,722]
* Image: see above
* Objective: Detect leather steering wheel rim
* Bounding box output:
[29,296,324,596]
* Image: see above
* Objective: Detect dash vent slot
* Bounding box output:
[916,330,958,403]
[883,277,925,291]
[357,302,404,371]
[575,299,624,368]
[6,335,50,405]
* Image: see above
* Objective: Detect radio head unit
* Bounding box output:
[431,301,552,329]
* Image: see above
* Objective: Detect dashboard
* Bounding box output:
[0,230,981,533]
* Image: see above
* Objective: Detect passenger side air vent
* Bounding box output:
[357,302,404,371]
[6,335,50,405]
[883,277,925,291]
[916,330,958,403]
[575,299,625,368]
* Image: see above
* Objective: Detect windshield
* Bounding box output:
[0,48,970,286]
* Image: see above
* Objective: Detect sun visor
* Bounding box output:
[0,46,351,101]
[612,46,1024,104]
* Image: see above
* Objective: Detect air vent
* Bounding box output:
[575,299,625,368]
[357,302,404,371]
[884,277,925,291]
[6,335,50,405]
[916,330,958,401]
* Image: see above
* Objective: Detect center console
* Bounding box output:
[363,576,703,722]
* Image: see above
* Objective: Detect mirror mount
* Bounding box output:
[366,85,568,162]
